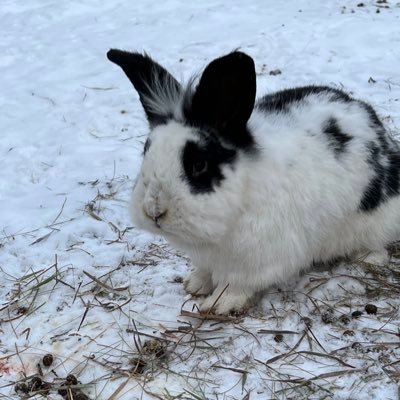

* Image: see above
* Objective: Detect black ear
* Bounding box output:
[186,51,256,148]
[107,49,182,127]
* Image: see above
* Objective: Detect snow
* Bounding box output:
[1,1,400,399]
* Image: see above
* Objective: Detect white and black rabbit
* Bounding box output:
[107,49,400,315]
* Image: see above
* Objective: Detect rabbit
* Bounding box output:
[107,49,400,315]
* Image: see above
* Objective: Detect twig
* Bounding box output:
[180,310,241,322]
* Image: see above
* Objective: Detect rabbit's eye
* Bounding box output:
[192,160,208,177]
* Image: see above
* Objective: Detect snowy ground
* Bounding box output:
[1,1,400,399]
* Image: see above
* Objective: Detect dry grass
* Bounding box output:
[1,179,400,399]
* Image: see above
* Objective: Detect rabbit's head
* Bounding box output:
[107,50,256,244]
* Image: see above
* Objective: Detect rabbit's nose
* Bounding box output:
[144,208,167,228]
[143,184,168,227]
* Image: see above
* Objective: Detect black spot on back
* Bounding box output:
[323,117,352,156]
[360,142,385,211]
[360,175,384,211]
[257,86,351,113]
[386,151,400,195]
[181,135,236,194]
[360,140,400,212]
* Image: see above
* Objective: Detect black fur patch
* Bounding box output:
[107,49,182,127]
[358,99,400,212]
[183,51,256,150]
[360,142,385,211]
[359,101,384,129]
[360,175,384,211]
[181,135,236,194]
[183,113,255,150]
[143,137,152,155]
[257,86,351,113]
[323,117,352,156]
[359,100,393,155]
[360,140,400,211]
[386,151,400,195]
[358,101,400,211]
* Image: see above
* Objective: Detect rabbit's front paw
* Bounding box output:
[200,286,251,316]
[184,269,213,296]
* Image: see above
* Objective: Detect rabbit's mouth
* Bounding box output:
[151,211,167,229]
[140,213,166,233]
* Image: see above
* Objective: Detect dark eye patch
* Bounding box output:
[181,137,236,194]
[192,159,208,177]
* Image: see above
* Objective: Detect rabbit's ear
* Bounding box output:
[107,49,182,127]
[187,51,256,147]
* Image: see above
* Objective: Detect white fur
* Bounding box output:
[142,74,184,121]
[183,268,213,296]
[130,91,400,315]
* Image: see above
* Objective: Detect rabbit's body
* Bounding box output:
[108,50,400,314]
